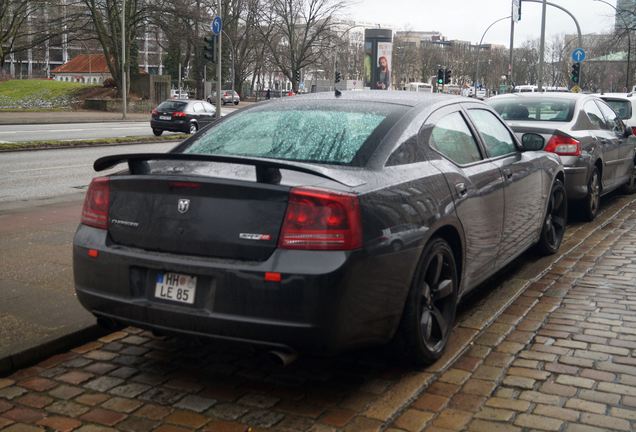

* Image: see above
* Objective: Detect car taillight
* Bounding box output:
[278,188,362,251]
[151,108,158,115]
[545,134,581,156]
[224,92,229,97]
[631,126,636,136]
[81,177,110,229]
[173,111,186,118]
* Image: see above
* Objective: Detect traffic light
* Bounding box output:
[571,62,581,84]
[203,35,216,63]
[445,69,452,84]
[437,68,444,85]
[335,71,341,83]
[294,70,301,83]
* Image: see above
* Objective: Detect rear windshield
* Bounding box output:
[489,98,576,122]
[157,101,187,111]
[603,99,632,120]
[180,102,398,165]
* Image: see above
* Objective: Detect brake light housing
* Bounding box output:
[151,108,158,115]
[279,188,362,251]
[631,126,636,136]
[545,134,581,156]
[172,111,186,118]
[81,177,110,230]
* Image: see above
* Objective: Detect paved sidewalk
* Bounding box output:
[387,201,636,431]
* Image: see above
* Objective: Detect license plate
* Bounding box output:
[154,272,196,304]
[159,115,171,120]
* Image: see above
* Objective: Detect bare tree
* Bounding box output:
[257,0,346,92]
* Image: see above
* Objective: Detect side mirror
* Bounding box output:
[521,133,545,151]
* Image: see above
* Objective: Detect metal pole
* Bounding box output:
[178,63,182,97]
[215,0,222,119]
[474,16,511,98]
[222,30,235,98]
[121,0,127,119]
[509,13,515,90]
[538,0,547,92]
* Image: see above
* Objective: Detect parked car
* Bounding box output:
[207,90,240,105]
[489,93,636,221]
[74,92,565,365]
[150,99,216,136]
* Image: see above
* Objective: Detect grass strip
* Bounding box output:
[0,134,189,151]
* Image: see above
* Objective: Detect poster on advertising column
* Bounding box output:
[376,42,392,90]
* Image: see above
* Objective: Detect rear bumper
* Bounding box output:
[73,225,417,353]
[150,119,188,132]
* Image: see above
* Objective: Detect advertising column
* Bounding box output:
[364,29,393,90]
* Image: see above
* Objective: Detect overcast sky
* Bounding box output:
[345,0,617,47]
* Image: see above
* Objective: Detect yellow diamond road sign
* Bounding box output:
[571,85,581,93]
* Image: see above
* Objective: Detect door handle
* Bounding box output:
[503,169,513,180]
[455,183,468,197]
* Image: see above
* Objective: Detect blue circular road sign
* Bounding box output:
[572,48,586,63]
[211,16,222,35]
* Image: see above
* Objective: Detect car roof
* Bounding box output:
[598,93,635,100]
[264,90,468,108]
[489,92,585,101]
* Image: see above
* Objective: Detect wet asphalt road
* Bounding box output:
[0,142,177,205]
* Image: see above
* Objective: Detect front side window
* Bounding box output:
[181,102,399,165]
[468,109,517,157]
[429,112,482,165]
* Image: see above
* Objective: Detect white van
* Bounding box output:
[405,82,433,93]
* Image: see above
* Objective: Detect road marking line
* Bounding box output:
[9,164,88,173]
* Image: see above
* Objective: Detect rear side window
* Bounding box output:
[603,99,632,120]
[182,104,395,165]
[584,101,606,130]
[429,112,482,165]
[157,101,187,111]
[596,100,626,135]
[468,109,517,157]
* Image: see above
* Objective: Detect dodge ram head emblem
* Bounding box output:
[177,199,190,214]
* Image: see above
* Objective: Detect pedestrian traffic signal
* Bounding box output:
[445,69,452,84]
[571,62,581,84]
[335,71,341,83]
[437,69,444,85]
[203,35,217,63]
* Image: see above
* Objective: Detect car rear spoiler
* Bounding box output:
[93,153,365,187]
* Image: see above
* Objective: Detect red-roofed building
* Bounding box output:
[51,54,112,84]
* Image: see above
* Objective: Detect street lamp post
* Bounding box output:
[474,16,510,98]
[222,30,235,98]
[594,0,631,90]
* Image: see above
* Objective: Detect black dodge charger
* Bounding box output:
[74,92,566,365]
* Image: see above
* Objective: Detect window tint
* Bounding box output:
[157,101,187,111]
[596,100,626,135]
[468,109,517,157]
[429,112,482,165]
[584,101,606,130]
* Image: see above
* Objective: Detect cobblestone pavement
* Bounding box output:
[0,195,635,432]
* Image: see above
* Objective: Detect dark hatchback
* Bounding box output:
[151,99,216,136]
[75,92,565,365]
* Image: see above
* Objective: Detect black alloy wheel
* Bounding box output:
[189,122,198,134]
[536,179,567,255]
[583,167,601,221]
[396,237,458,365]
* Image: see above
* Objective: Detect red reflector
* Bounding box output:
[264,272,281,282]
[173,111,186,118]
[278,187,362,251]
[88,249,99,258]
[81,177,110,230]
[545,134,581,156]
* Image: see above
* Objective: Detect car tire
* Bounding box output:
[621,159,636,194]
[189,122,198,134]
[394,237,458,366]
[234,101,239,105]
[152,129,163,136]
[535,179,567,255]
[582,167,601,221]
